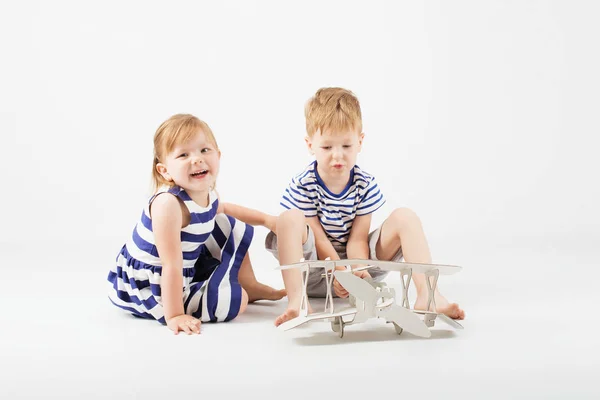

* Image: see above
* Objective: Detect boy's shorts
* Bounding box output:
[265,224,403,297]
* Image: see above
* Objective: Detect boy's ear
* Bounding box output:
[358,132,365,151]
[305,136,314,155]
[156,163,172,182]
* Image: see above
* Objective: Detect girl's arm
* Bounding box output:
[222,202,277,233]
[150,194,189,325]
[213,189,275,232]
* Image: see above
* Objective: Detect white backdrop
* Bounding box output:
[2,2,600,399]
[1,0,599,257]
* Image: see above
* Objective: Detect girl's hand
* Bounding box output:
[166,314,201,335]
[265,214,277,234]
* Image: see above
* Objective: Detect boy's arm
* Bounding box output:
[346,213,372,268]
[306,216,341,263]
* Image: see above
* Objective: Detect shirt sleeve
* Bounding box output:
[356,175,385,216]
[279,176,318,217]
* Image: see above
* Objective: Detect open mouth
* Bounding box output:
[191,170,208,177]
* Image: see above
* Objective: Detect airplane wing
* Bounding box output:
[275,259,338,271]
[277,258,461,275]
[437,314,464,329]
[337,259,462,275]
[277,308,357,331]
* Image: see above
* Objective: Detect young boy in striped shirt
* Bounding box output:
[226,87,465,327]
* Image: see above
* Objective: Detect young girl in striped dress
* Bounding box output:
[107,114,285,334]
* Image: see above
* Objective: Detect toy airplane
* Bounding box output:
[275,258,464,338]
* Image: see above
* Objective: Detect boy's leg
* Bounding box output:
[374,208,465,320]
[266,208,313,327]
[238,252,286,302]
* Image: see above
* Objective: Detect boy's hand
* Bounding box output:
[352,269,371,280]
[166,314,201,335]
[333,269,372,298]
[333,278,349,298]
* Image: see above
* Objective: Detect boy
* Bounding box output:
[226,87,465,327]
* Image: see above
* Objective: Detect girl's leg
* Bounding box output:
[375,208,465,319]
[194,214,254,322]
[238,251,286,302]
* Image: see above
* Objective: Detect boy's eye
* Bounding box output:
[321,146,331,150]
[201,148,211,153]
[343,145,352,148]
[178,153,188,158]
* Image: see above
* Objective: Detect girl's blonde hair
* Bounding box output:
[151,114,219,193]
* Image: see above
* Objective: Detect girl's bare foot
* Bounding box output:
[414,293,465,320]
[244,282,286,303]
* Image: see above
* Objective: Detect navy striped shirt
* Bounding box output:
[280,161,385,247]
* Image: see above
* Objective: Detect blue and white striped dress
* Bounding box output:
[107,185,253,324]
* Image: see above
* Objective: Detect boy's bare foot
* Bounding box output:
[244,282,287,303]
[274,308,299,327]
[274,303,314,327]
[414,293,465,320]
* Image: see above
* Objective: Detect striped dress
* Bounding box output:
[107,185,253,324]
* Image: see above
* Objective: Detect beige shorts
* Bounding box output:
[265,224,403,297]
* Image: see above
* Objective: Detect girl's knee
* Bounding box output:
[239,288,249,314]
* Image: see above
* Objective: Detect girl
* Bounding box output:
[107,114,285,335]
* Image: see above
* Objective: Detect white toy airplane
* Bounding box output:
[275,258,464,338]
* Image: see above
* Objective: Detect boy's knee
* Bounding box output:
[391,207,421,226]
[278,208,305,227]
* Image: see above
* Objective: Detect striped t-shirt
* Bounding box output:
[280,161,385,248]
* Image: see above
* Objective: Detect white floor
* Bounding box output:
[1,234,598,399]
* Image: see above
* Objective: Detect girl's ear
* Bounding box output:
[156,163,172,182]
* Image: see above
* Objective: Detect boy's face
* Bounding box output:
[306,128,364,179]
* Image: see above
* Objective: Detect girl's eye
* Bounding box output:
[321,146,331,150]
[343,145,352,148]
[178,153,188,158]
[201,148,211,153]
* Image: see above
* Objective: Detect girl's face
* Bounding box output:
[156,129,220,204]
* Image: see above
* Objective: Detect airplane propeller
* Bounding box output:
[334,271,431,338]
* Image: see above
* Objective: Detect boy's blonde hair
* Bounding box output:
[304,87,362,137]
[151,114,219,193]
